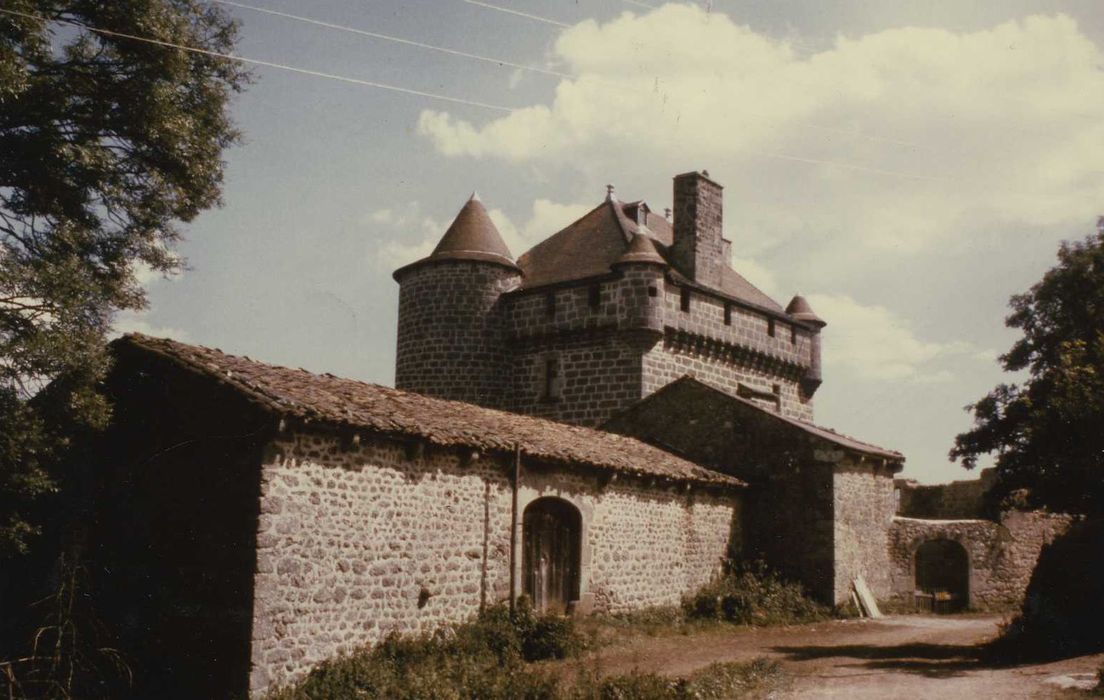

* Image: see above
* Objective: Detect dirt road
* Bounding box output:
[592,614,1103,699]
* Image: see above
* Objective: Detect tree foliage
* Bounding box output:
[0,0,249,557]
[951,219,1104,515]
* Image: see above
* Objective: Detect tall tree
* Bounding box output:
[951,218,1104,515]
[0,0,249,557]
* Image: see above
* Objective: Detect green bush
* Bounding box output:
[267,602,584,699]
[684,560,830,626]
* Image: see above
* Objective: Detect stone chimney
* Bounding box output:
[671,171,725,289]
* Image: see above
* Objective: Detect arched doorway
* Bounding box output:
[915,539,969,613]
[522,498,581,613]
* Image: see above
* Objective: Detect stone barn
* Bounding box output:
[90,334,744,698]
[605,375,905,606]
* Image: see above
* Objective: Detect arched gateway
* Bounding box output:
[915,539,969,612]
[522,498,582,613]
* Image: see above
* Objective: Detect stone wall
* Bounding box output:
[647,283,814,422]
[887,511,1073,610]
[895,469,995,519]
[394,260,520,408]
[509,334,645,426]
[249,432,741,696]
[833,462,897,603]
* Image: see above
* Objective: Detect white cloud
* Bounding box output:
[111,311,189,341]
[418,7,1104,253]
[809,293,990,382]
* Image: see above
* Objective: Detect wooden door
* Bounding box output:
[523,498,581,613]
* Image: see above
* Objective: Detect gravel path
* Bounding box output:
[591,614,1103,699]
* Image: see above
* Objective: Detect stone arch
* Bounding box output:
[522,497,582,613]
[914,539,969,612]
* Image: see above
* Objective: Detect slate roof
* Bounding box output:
[393,194,518,277]
[115,334,743,488]
[516,197,785,314]
[614,376,905,464]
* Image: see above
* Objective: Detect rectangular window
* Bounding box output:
[648,285,658,298]
[724,303,732,326]
[588,283,601,309]
[544,355,563,400]
[545,292,556,318]
[680,287,691,313]
[767,318,776,337]
[790,325,797,344]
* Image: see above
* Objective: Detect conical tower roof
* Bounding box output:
[394,193,519,279]
[614,232,667,266]
[786,294,826,327]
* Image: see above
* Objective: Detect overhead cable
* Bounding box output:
[0,7,515,113]
[461,0,570,28]
[214,0,571,79]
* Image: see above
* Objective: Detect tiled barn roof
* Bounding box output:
[609,376,905,465]
[115,334,743,488]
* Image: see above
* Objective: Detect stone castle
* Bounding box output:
[394,170,822,426]
[72,171,1071,698]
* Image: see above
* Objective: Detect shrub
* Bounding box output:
[268,602,584,699]
[684,560,829,626]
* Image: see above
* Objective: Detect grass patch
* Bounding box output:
[267,601,787,700]
[571,658,785,699]
[267,601,584,700]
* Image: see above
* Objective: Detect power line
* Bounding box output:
[214,0,571,79]
[0,8,952,183]
[461,0,570,28]
[0,7,514,113]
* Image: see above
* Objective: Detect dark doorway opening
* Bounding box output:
[523,498,581,613]
[914,539,969,613]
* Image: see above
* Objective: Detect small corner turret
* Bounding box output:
[787,294,826,399]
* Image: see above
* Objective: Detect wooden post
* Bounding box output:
[509,443,521,613]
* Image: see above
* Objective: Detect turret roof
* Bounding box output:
[394,194,518,278]
[785,295,826,327]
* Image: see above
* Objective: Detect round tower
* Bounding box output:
[392,193,521,407]
[611,231,667,339]
[786,294,827,399]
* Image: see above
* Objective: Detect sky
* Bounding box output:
[118,0,1104,484]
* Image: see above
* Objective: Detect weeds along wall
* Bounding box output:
[248,431,741,697]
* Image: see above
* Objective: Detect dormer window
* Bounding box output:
[588,283,601,309]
